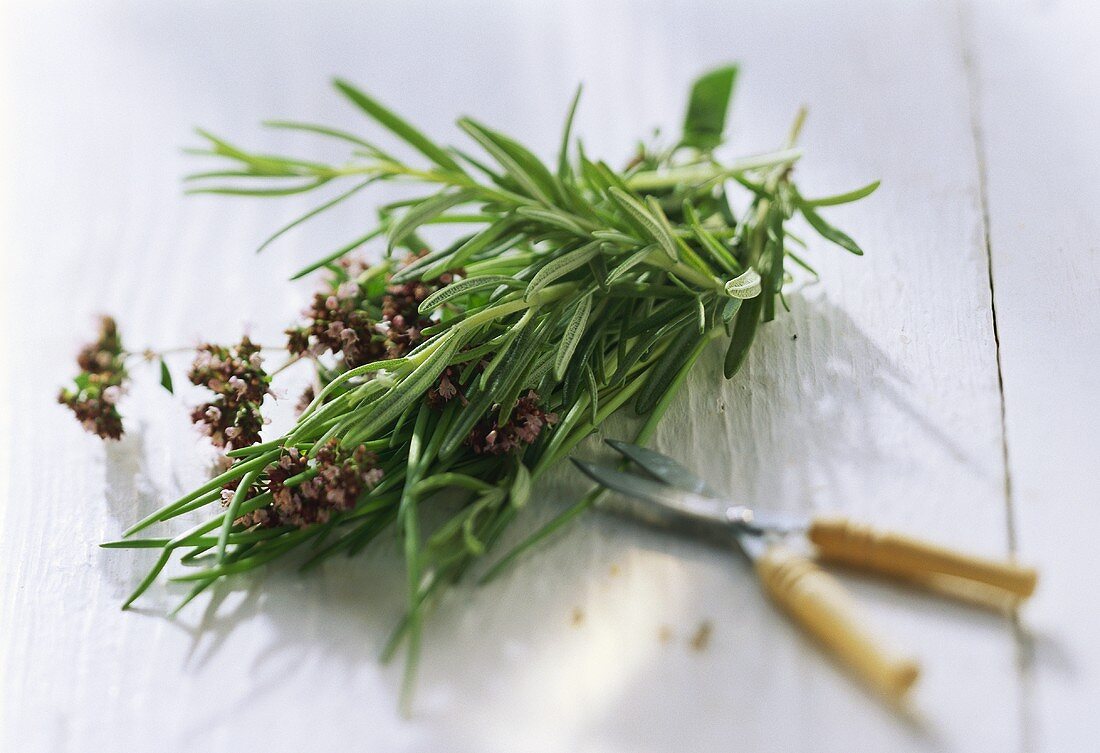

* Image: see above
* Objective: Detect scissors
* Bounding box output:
[572,439,1038,700]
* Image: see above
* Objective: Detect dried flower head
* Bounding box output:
[382,256,461,359]
[295,384,316,415]
[467,391,558,455]
[378,279,434,358]
[285,260,387,368]
[286,254,461,367]
[58,316,128,439]
[233,441,383,529]
[189,337,270,449]
[426,365,465,410]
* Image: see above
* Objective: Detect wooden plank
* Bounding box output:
[964,0,1100,750]
[0,1,1022,751]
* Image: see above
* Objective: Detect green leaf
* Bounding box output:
[723,294,762,378]
[458,117,559,206]
[439,328,531,458]
[425,219,515,276]
[187,178,331,197]
[786,249,819,277]
[721,297,741,324]
[333,78,465,174]
[558,84,583,179]
[554,293,593,380]
[510,464,532,509]
[122,549,172,609]
[796,194,865,256]
[159,358,173,394]
[577,146,613,194]
[645,196,692,259]
[682,65,739,151]
[588,252,609,293]
[635,324,701,415]
[478,319,527,390]
[585,365,600,425]
[723,267,762,299]
[388,189,477,250]
[515,206,588,236]
[684,199,738,273]
[525,241,601,301]
[762,206,786,322]
[257,178,375,254]
[340,335,460,444]
[262,120,391,157]
[490,320,547,421]
[192,129,312,175]
[218,468,261,562]
[592,229,641,246]
[803,180,880,207]
[418,275,521,314]
[123,449,281,536]
[291,227,385,280]
[478,489,598,585]
[605,245,656,285]
[608,188,679,260]
[388,242,463,284]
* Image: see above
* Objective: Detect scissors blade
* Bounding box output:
[604,439,719,497]
[603,440,808,536]
[571,459,758,545]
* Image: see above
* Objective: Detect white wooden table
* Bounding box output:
[2,1,1097,751]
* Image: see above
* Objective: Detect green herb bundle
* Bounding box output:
[91,65,876,707]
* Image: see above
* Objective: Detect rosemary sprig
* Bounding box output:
[74,65,877,712]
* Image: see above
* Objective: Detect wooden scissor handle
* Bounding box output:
[756,545,920,699]
[808,516,1038,598]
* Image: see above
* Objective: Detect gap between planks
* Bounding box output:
[955,0,1016,555]
[954,2,1034,752]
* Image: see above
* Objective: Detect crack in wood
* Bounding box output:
[955,3,1035,752]
[955,0,1018,557]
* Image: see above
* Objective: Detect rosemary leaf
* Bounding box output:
[554,293,593,380]
[333,78,465,174]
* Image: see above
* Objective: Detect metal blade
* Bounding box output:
[571,459,759,546]
[604,439,719,497]
[602,440,808,536]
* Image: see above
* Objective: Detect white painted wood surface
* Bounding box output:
[966,1,1100,750]
[1,1,1096,751]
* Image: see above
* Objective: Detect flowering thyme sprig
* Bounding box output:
[286,254,460,367]
[285,257,385,367]
[426,364,465,409]
[58,316,128,439]
[468,391,558,455]
[226,440,383,529]
[89,65,879,711]
[188,337,271,449]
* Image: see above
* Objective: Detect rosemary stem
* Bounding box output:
[455,282,576,332]
[626,148,802,192]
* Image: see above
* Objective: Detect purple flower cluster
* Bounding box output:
[229,441,383,529]
[188,337,270,450]
[58,316,128,440]
[285,265,386,368]
[285,255,460,368]
[426,365,465,410]
[467,391,558,456]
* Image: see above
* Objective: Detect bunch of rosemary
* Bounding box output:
[92,65,876,706]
